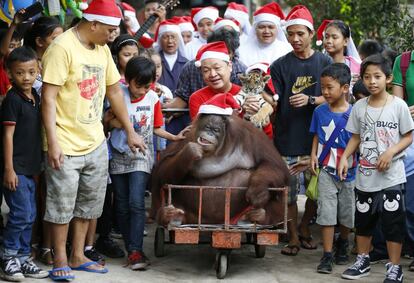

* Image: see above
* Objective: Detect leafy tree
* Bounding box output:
[284,0,414,52]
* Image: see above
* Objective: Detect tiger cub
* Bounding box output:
[234,71,274,128]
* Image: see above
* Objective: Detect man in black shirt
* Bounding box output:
[270,5,332,256]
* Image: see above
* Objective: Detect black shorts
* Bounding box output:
[355,184,406,243]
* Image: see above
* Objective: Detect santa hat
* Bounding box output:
[253,2,285,26]
[191,6,219,30]
[121,2,140,33]
[173,16,194,33]
[245,62,276,96]
[198,92,240,116]
[138,34,154,49]
[213,17,240,33]
[284,5,314,31]
[83,0,122,26]
[224,2,250,31]
[316,19,332,46]
[194,41,230,67]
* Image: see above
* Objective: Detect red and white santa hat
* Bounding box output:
[83,0,122,26]
[121,2,139,33]
[284,5,314,31]
[316,19,332,46]
[191,6,219,30]
[213,17,240,33]
[198,92,240,116]
[194,41,230,67]
[245,62,276,96]
[224,2,249,26]
[253,2,285,26]
[173,16,194,33]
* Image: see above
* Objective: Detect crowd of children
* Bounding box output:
[0,0,412,283]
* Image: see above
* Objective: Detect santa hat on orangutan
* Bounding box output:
[83,0,122,26]
[194,41,230,67]
[198,92,240,116]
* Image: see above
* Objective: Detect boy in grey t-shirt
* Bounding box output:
[338,54,414,283]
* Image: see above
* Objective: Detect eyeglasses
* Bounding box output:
[161,34,178,41]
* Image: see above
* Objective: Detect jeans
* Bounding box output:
[111,171,149,253]
[2,175,36,263]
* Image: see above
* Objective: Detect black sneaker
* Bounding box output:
[317,254,334,274]
[84,248,105,265]
[335,238,350,265]
[341,254,371,280]
[21,257,48,279]
[95,237,125,258]
[0,257,24,282]
[384,263,403,283]
[369,249,388,264]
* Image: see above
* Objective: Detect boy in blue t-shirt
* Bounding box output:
[310,63,357,274]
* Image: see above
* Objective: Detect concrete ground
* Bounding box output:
[4,196,414,283]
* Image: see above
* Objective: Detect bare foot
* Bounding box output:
[69,255,106,271]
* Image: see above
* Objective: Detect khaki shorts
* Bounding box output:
[44,142,108,224]
[282,155,311,205]
[316,169,355,228]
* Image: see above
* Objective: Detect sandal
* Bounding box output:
[299,235,317,250]
[281,244,300,256]
[39,247,54,266]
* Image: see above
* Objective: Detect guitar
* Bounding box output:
[134,0,180,41]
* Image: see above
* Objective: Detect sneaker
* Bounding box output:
[128,251,150,270]
[110,228,123,239]
[369,249,389,264]
[21,257,48,279]
[84,248,105,265]
[317,254,334,274]
[335,238,350,265]
[0,257,24,282]
[95,238,125,258]
[384,263,403,283]
[341,254,371,280]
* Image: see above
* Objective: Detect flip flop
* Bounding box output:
[71,261,108,274]
[49,266,75,282]
[281,244,300,256]
[299,235,317,250]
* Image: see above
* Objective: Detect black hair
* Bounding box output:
[6,46,37,70]
[321,63,351,86]
[144,0,159,5]
[111,34,138,68]
[70,17,81,28]
[381,48,398,67]
[125,56,156,85]
[353,79,370,97]
[360,54,392,77]
[24,16,62,52]
[326,20,351,55]
[207,28,240,57]
[0,29,22,43]
[358,39,383,60]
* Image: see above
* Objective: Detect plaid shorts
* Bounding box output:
[282,155,311,205]
[44,142,108,224]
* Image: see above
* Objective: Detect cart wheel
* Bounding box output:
[216,252,228,279]
[154,227,165,257]
[255,244,266,258]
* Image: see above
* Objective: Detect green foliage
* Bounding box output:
[285,0,414,52]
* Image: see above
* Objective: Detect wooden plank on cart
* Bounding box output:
[174,229,199,244]
[257,232,279,245]
[212,231,241,249]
